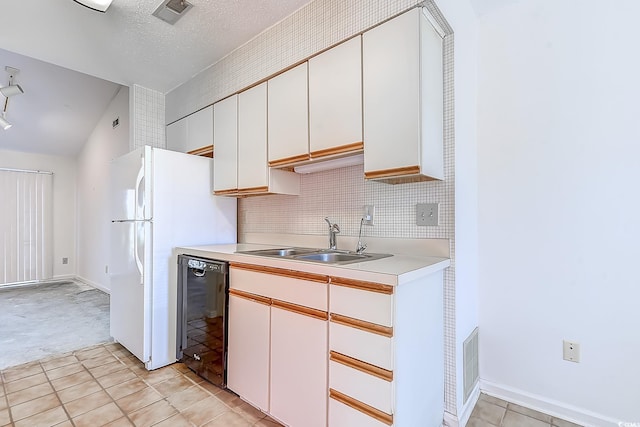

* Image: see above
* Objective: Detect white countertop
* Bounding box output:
[175,243,450,286]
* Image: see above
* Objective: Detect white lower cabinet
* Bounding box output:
[328,272,444,427]
[227,263,444,427]
[329,398,389,427]
[226,293,270,411]
[270,305,328,427]
[227,264,329,427]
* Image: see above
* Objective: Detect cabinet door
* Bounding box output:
[363,9,421,175]
[213,95,238,193]
[267,63,309,166]
[227,294,270,411]
[270,306,327,427]
[238,83,268,191]
[166,118,187,153]
[186,106,213,153]
[309,36,363,158]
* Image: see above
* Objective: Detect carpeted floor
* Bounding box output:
[0,280,110,370]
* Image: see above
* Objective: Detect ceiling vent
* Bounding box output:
[152,0,193,25]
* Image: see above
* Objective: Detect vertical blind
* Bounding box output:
[0,169,53,285]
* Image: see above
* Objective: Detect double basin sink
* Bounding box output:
[237,247,392,265]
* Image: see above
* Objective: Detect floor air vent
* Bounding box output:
[152,0,193,25]
[463,327,479,403]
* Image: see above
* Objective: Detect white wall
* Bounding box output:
[0,150,76,279]
[437,0,480,420]
[76,86,129,292]
[477,1,640,424]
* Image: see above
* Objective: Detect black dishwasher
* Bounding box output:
[176,255,229,388]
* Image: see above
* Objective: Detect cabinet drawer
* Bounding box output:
[329,391,392,427]
[330,359,393,414]
[230,264,327,311]
[330,282,394,327]
[330,321,393,371]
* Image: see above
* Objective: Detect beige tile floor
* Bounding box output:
[0,343,282,427]
[0,342,585,427]
[469,393,582,427]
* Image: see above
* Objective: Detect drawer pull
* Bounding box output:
[330,277,394,295]
[330,351,393,382]
[229,289,271,306]
[330,389,393,426]
[231,263,329,284]
[272,300,328,321]
[330,314,393,338]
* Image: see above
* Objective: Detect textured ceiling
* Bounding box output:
[0,0,312,93]
[0,48,121,156]
[0,0,311,156]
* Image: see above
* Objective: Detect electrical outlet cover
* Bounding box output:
[363,205,375,225]
[563,340,580,363]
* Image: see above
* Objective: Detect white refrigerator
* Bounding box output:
[110,146,236,370]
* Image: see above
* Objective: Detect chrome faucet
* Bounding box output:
[324,217,340,250]
[355,217,367,254]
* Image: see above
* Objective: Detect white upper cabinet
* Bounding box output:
[187,106,214,154]
[166,117,187,153]
[238,83,268,191]
[268,63,310,167]
[215,84,300,197]
[309,36,363,159]
[213,95,238,194]
[166,106,214,156]
[363,8,444,183]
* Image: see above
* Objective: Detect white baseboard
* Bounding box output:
[459,383,481,426]
[75,275,110,295]
[443,384,480,427]
[480,379,620,427]
[51,274,76,281]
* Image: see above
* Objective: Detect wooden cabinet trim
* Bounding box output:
[330,277,394,295]
[364,165,421,180]
[230,263,329,284]
[329,389,393,426]
[237,186,269,194]
[330,351,393,382]
[229,289,271,306]
[272,299,328,321]
[310,142,363,159]
[214,189,239,196]
[330,313,393,338]
[268,154,311,167]
[187,145,214,157]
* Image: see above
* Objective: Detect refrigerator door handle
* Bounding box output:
[135,158,145,220]
[134,222,144,286]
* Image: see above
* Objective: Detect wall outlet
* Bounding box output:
[363,205,375,225]
[416,203,439,226]
[105,265,109,274]
[563,340,580,363]
[62,257,68,265]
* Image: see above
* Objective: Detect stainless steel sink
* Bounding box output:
[242,247,317,257]
[237,247,392,265]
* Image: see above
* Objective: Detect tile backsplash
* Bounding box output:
[166,0,459,417]
[131,84,165,151]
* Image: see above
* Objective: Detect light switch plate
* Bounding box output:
[416,203,439,226]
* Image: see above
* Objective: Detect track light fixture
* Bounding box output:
[0,113,11,130]
[0,84,23,97]
[72,0,113,12]
[1,66,24,131]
